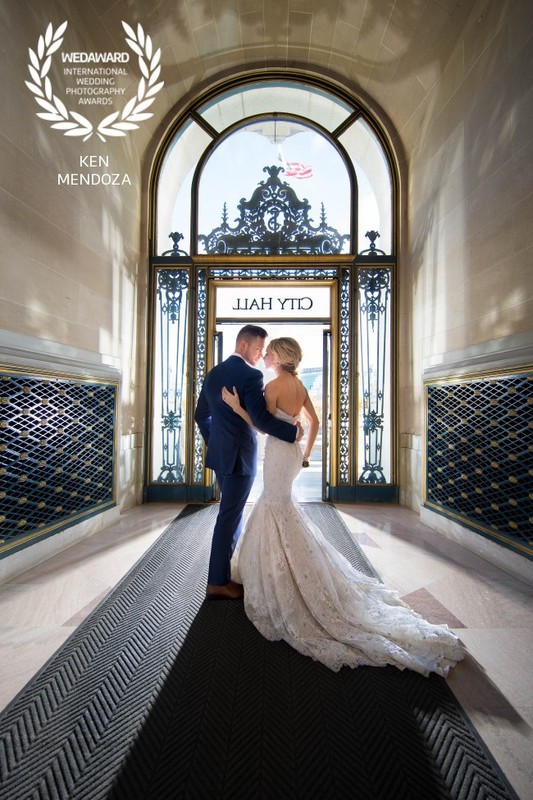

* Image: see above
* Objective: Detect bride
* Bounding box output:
[222,336,464,678]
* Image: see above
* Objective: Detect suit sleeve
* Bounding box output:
[194,382,211,444]
[243,371,297,443]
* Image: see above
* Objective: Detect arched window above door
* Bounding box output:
[198,120,351,255]
[155,79,394,258]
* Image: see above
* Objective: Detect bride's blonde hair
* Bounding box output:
[269,337,302,376]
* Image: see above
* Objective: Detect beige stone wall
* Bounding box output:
[394,1,533,509]
[0,1,168,509]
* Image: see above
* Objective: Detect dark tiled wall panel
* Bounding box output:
[425,371,533,559]
[0,370,117,557]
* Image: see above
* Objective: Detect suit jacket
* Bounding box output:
[195,354,297,476]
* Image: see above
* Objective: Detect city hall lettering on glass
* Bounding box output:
[231,296,313,312]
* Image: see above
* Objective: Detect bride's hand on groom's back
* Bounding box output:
[222,385,240,411]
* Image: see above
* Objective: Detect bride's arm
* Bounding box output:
[301,393,319,463]
[222,386,254,427]
[223,383,303,441]
[264,381,279,415]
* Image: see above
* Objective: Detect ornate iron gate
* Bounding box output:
[148,165,396,502]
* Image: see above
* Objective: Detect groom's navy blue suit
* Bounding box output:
[195,354,297,586]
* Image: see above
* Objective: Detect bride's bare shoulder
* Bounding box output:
[264,377,281,399]
[265,376,282,391]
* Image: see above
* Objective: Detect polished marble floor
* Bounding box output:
[0,501,531,799]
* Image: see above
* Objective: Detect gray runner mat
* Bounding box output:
[0,503,518,800]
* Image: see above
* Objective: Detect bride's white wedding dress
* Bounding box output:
[231,409,464,677]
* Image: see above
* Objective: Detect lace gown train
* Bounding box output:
[231,410,464,677]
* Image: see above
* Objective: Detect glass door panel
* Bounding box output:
[150,268,190,484]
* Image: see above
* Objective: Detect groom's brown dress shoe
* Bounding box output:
[206,581,244,600]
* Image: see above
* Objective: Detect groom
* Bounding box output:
[195,324,302,600]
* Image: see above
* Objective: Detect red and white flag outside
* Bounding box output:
[277,144,313,179]
[283,161,313,179]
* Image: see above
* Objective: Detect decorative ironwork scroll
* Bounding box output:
[153,269,189,483]
[198,165,349,255]
[162,231,189,257]
[193,269,207,483]
[357,267,391,483]
[209,266,337,282]
[339,268,351,483]
[359,230,385,255]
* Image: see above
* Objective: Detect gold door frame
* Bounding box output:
[204,275,339,499]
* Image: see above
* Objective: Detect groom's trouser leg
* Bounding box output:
[208,472,255,586]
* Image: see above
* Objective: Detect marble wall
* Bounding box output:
[397,0,533,510]
[0,1,156,518]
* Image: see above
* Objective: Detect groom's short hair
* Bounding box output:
[236,324,268,344]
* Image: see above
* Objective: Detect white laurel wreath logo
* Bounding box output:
[25,21,164,142]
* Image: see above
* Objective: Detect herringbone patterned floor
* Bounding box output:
[0,505,518,800]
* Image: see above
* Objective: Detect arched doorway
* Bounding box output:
[146,73,398,504]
